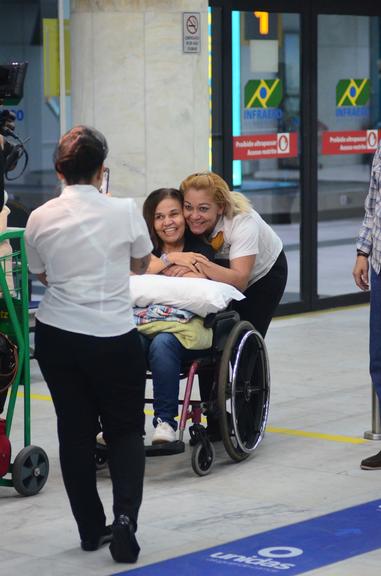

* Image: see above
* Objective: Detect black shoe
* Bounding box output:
[360,449,381,470]
[81,525,113,551]
[109,514,140,563]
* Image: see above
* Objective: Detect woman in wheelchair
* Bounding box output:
[140,188,215,444]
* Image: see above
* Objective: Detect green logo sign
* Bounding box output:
[336,79,370,107]
[244,79,282,109]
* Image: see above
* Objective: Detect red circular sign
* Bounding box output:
[367,131,377,148]
[278,134,289,152]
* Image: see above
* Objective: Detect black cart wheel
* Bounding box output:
[12,445,49,496]
[191,441,216,476]
[218,321,270,462]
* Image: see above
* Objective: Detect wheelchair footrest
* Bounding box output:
[145,440,185,457]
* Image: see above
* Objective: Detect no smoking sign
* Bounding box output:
[183,12,201,53]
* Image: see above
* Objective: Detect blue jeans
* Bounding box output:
[370,267,381,413]
[140,333,208,431]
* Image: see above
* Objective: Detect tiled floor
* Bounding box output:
[1,304,381,575]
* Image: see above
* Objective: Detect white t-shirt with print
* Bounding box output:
[211,209,282,286]
[25,184,153,337]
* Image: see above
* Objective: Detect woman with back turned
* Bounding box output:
[24,125,152,563]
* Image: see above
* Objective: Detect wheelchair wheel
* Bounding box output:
[218,321,270,462]
[191,441,216,476]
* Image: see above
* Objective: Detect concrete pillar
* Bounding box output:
[70,0,209,201]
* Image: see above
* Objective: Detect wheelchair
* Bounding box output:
[95,310,270,477]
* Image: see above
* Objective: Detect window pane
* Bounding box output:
[317,14,381,297]
[231,11,301,304]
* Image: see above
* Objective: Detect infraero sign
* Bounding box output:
[336,78,370,117]
[244,79,283,120]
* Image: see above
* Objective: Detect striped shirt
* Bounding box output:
[357,142,381,274]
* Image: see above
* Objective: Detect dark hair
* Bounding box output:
[53,125,108,185]
[143,188,183,252]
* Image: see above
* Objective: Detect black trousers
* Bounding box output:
[233,249,288,338]
[35,320,146,541]
[199,250,288,406]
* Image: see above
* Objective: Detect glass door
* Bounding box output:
[229,10,301,304]
[317,14,381,297]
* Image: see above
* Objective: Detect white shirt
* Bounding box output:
[25,185,152,337]
[211,209,283,286]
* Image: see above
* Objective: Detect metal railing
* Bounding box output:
[364,386,381,440]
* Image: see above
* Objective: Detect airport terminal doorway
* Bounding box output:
[210,0,381,313]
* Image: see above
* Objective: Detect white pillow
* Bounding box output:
[130,275,245,317]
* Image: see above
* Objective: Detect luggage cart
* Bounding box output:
[0,228,49,496]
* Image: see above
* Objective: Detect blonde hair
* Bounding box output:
[179,171,252,218]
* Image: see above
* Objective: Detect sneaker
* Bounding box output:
[152,419,176,444]
[81,525,113,551]
[360,449,381,470]
[109,514,140,563]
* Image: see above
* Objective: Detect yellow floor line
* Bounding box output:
[18,391,52,402]
[266,426,368,444]
[19,393,368,445]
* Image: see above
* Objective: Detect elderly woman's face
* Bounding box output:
[153,197,186,245]
[183,187,223,236]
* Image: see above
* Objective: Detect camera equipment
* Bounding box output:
[0,109,15,136]
[0,62,28,104]
[0,62,28,180]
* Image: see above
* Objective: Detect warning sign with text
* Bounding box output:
[183,12,201,53]
[321,130,380,155]
[233,132,298,160]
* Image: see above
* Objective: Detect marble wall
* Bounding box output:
[71,0,209,202]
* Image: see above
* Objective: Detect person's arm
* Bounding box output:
[356,149,380,257]
[196,255,255,291]
[162,264,208,278]
[146,253,167,274]
[147,251,209,275]
[353,147,381,291]
[352,254,369,291]
[24,213,49,282]
[128,200,154,275]
[36,272,48,286]
[130,253,151,275]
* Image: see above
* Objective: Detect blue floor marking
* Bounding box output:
[113,499,381,575]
